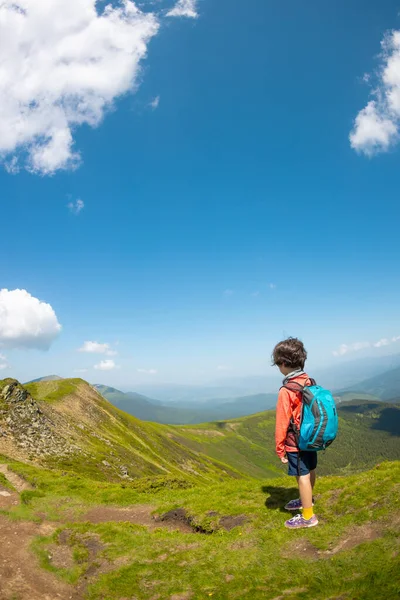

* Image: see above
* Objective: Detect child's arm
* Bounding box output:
[275,387,292,462]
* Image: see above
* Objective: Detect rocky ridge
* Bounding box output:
[0,380,79,458]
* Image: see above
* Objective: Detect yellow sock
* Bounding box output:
[302,507,314,520]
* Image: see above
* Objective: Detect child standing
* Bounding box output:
[272,337,318,529]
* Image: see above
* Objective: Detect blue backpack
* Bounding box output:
[282,378,338,452]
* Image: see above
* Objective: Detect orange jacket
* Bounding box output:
[275,373,311,458]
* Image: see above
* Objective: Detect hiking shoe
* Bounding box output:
[284,498,315,511]
[284,514,318,529]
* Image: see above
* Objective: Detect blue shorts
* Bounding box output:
[287,451,318,476]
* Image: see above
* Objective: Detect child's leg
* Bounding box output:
[297,473,313,518]
[310,468,316,490]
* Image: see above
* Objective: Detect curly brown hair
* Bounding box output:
[272,337,307,369]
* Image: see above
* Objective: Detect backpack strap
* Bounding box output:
[280,381,305,394]
[281,378,317,393]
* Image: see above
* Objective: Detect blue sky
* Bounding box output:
[1,0,400,387]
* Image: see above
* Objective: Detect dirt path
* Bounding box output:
[0,464,78,600]
[0,514,79,600]
[0,463,33,492]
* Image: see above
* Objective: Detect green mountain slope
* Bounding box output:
[27,374,63,383]
[3,378,399,485]
[344,365,400,400]
[1,378,249,483]
[164,399,400,477]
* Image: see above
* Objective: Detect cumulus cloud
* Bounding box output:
[137,368,157,375]
[374,338,390,348]
[0,289,61,350]
[333,335,400,356]
[167,0,198,18]
[68,199,84,215]
[350,30,400,155]
[94,359,118,371]
[149,95,160,109]
[78,341,117,356]
[0,1,159,175]
[332,341,371,357]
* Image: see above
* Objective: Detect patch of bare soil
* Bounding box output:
[323,523,384,555]
[0,514,78,600]
[83,504,193,533]
[0,463,33,492]
[0,485,19,510]
[155,508,196,533]
[219,515,249,531]
[286,520,400,560]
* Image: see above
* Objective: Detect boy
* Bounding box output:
[272,337,318,529]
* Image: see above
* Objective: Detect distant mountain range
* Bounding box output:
[94,384,276,424]
[342,365,400,401]
[27,353,400,424]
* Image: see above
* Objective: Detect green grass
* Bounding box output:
[14,460,398,600]
[24,379,82,403]
[3,378,397,484]
[0,472,14,491]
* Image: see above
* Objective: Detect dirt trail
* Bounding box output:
[0,463,33,492]
[0,514,79,600]
[0,464,78,600]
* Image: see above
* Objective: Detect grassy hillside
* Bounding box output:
[1,378,400,599]
[1,378,253,484]
[344,365,400,400]
[4,378,399,484]
[164,400,400,477]
[0,457,399,600]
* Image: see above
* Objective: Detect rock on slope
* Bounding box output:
[0,380,79,460]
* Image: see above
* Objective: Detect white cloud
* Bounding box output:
[137,368,157,375]
[0,1,159,175]
[0,289,61,350]
[374,338,390,348]
[333,334,400,356]
[269,283,277,290]
[94,359,118,371]
[350,30,400,155]
[78,341,117,356]
[68,199,84,215]
[74,368,88,373]
[0,363,8,370]
[167,0,198,18]
[149,95,160,109]
[217,365,232,372]
[332,341,371,357]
